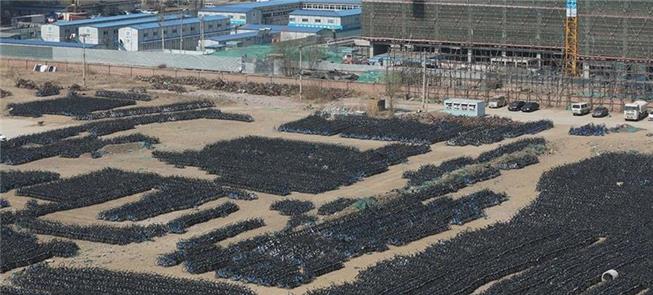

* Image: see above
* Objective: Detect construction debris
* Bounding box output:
[35,82,62,97]
[0,88,12,98]
[15,78,37,89]
[136,75,354,99]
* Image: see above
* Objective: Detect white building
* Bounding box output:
[199,0,303,26]
[41,13,152,42]
[301,0,361,11]
[78,14,182,48]
[288,8,360,31]
[118,15,230,51]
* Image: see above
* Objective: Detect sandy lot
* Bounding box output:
[1,67,652,294]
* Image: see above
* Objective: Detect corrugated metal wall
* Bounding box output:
[0,45,243,72]
[362,0,653,60]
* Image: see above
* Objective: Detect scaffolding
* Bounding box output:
[363,0,653,108]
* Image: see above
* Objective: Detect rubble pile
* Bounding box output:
[136,75,354,98]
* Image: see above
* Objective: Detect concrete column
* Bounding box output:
[536,53,542,68]
[583,62,590,79]
[273,57,283,76]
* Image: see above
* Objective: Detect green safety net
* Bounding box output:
[211,45,274,59]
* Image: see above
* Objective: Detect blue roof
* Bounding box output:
[290,8,361,17]
[127,15,228,30]
[207,32,261,42]
[202,0,302,13]
[0,38,97,48]
[53,13,151,27]
[87,14,182,29]
[302,0,361,4]
[240,24,324,33]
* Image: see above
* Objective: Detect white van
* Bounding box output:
[488,95,507,108]
[571,102,591,116]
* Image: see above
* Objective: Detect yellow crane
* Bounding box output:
[563,0,579,76]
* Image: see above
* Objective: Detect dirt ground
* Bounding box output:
[1,66,652,294]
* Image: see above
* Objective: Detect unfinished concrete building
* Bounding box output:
[362,0,653,106]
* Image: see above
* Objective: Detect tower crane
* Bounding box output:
[563,0,579,76]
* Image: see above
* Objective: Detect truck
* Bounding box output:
[624,100,649,121]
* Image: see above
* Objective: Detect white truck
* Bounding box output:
[624,100,649,121]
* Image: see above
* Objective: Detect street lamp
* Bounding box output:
[79,33,90,87]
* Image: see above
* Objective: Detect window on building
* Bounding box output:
[208,24,213,28]
[315,19,321,23]
[302,18,308,22]
[190,27,195,31]
[144,32,149,37]
[289,17,295,21]
[103,31,108,35]
[172,28,177,33]
[153,31,158,36]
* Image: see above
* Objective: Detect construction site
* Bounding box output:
[0,0,652,295]
[363,0,653,108]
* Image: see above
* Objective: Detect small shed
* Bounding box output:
[444,98,486,117]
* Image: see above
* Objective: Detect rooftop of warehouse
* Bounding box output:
[0,38,97,48]
[289,8,361,17]
[211,44,274,58]
[126,15,228,30]
[240,24,325,33]
[51,13,151,27]
[201,0,302,13]
[85,14,181,29]
[302,0,361,4]
[207,31,263,42]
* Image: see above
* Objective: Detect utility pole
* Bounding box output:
[159,12,165,51]
[80,33,89,87]
[179,11,184,50]
[299,46,303,101]
[422,52,427,111]
[199,15,205,52]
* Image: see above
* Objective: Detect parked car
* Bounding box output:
[508,101,525,111]
[488,96,507,108]
[592,106,609,118]
[571,102,591,116]
[521,102,540,112]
